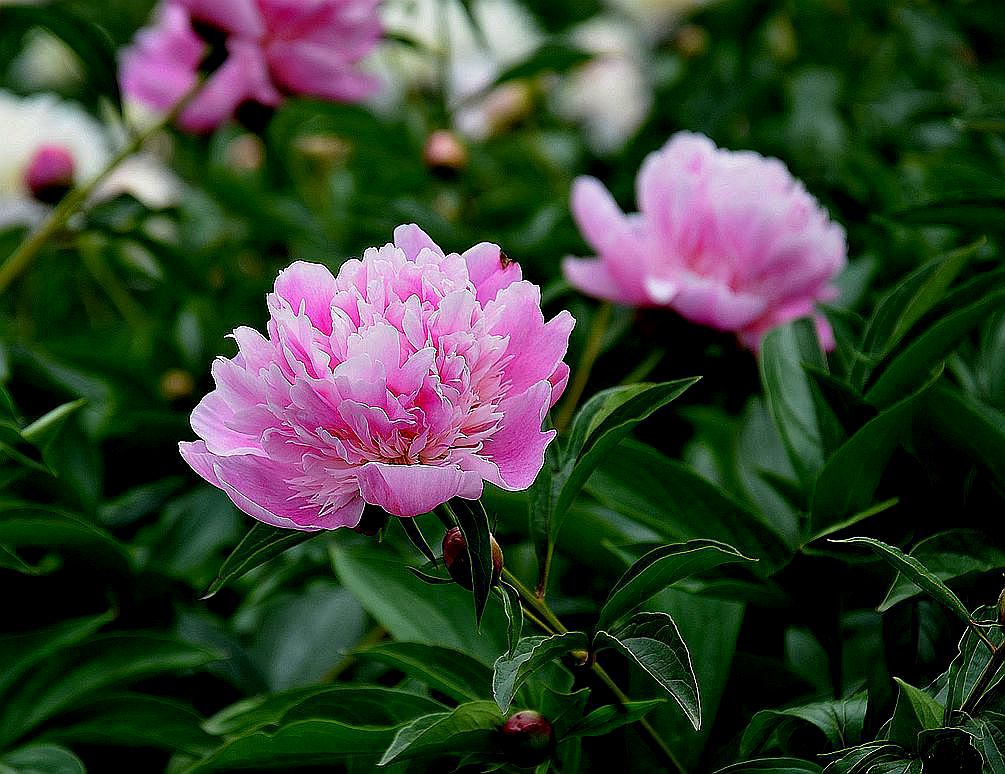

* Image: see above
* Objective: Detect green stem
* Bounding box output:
[0,82,201,294]
[962,639,1005,716]
[501,568,686,773]
[554,302,612,433]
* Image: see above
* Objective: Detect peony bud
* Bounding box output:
[441,526,503,590]
[353,509,389,537]
[501,710,555,768]
[24,145,75,204]
[423,130,468,178]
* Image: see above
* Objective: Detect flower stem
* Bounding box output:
[962,639,1004,716]
[554,302,612,433]
[0,83,201,294]
[501,567,686,773]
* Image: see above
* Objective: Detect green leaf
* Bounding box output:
[353,642,492,704]
[809,384,927,538]
[0,745,85,774]
[0,633,219,747]
[398,516,437,566]
[203,521,317,599]
[891,195,1005,229]
[499,581,524,656]
[491,42,592,88]
[594,611,701,730]
[599,539,754,629]
[944,606,1005,717]
[378,701,503,766]
[820,743,919,773]
[19,399,86,454]
[760,318,833,486]
[879,530,1005,611]
[829,537,973,625]
[567,700,664,739]
[0,611,113,700]
[587,440,792,573]
[865,280,1005,407]
[492,632,587,712]
[0,506,129,574]
[715,759,823,773]
[888,678,943,750]
[450,499,494,625]
[0,544,58,576]
[188,719,403,772]
[331,541,508,664]
[205,685,444,737]
[972,712,1005,772]
[741,694,867,756]
[40,694,215,756]
[925,384,1005,488]
[851,241,980,388]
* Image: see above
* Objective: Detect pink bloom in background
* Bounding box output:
[564,132,847,349]
[179,225,574,527]
[121,0,382,133]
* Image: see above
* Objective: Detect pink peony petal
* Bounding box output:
[357,462,483,518]
[479,381,556,491]
[274,261,339,336]
[176,0,265,37]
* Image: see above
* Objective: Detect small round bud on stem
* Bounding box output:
[441,526,503,589]
[423,130,467,178]
[354,509,389,536]
[24,145,75,204]
[501,710,555,768]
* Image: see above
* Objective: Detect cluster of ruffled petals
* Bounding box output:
[564,132,847,349]
[180,225,574,527]
[121,0,382,133]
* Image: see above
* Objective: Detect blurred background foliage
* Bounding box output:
[0,0,1003,771]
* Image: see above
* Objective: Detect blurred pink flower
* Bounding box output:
[179,225,574,526]
[121,0,382,134]
[564,132,846,349]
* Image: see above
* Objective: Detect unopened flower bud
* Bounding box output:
[501,710,555,768]
[423,130,467,178]
[441,526,503,589]
[24,145,75,204]
[354,509,389,536]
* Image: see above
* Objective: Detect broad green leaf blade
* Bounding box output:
[20,399,86,451]
[715,759,823,773]
[880,530,1005,611]
[492,632,588,712]
[499,581,524,656]
[888,678,943,750]
[398,516,437,566]
[331,542,508,664]
[0,744,85,774]
[0,544,57,576]
[0,611,113,700]
[567,700,664,739]
[0,633,219,747]
[866,281,1005,407]
[587,440,793,573]
[594,611,701,730]
[851,242,980,388]
[450,499,494,625]
[760,318,831,487]
[353,642,492,704]
[599,539,754,629]
[829,537,972,625]
[925,384,1005,488]
[40,694,215,756]
[378,701,503,766]
[203,521,317,599]
[540,687,591,738]
[972,712,1005,772]
[189,719,403,771]
[204,685,442,737]
[809,384,927,539]
[741,694,867,757]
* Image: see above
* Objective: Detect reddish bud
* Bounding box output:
[441,526,503,589]
[24,145,75,204]
[501,710,555,768]
[423,130,467,177]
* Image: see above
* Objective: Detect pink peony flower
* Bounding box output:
[179,225,575,527]
[563,132,846,349]
[121,0,382,134]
